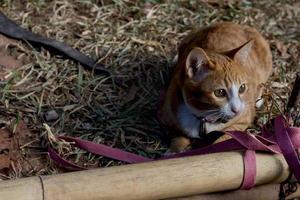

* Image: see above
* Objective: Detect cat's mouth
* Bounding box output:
[183,99,235,124]
[204,117,229,123]
[191,110,232,123]
[216,118,230,123]
[202,115,233,124]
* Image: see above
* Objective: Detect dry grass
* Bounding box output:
[0,0,299,178]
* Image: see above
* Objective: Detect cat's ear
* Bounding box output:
[186,47,213,81]
[228,40,253,66]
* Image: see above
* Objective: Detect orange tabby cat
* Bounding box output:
[160,22,272,152]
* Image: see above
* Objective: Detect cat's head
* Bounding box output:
[182,41,255,123]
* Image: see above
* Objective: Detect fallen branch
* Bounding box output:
[288,72,300,127]
[287,72,300,111]
[0,12,112,76]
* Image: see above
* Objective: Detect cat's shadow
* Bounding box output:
[114,51,177,156]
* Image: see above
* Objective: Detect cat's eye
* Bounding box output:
[214,89,227,98]
[239,84,246,94]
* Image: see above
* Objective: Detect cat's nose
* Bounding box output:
[231,106,240,114]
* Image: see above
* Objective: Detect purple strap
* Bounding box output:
[241,150,256,190]
[48,115,300,190]
[274,116,300,180]
[48,147,87,171]
[58,136,152,163]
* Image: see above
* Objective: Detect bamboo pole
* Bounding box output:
[0,151,291,200]
[0,176,43,200]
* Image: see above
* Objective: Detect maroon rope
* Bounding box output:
[48,115,300,190]
[241,150,256,190]
[274,116,300,180]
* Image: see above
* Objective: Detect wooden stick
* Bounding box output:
[287,72,300,127]
[287,72,300,110]
[0,177,43,200]
[0,151,291,200]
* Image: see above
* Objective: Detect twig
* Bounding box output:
[286,72,300,126]
[287,73,300,111]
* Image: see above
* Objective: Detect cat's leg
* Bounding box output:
[212,123,246,144]
[213,134,232,143]
[168,136,191,153]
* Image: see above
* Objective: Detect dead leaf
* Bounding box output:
[0,154,10,170]
[201,0,236,7]
[0,34,25,80]
[275,40,290,58]
[0,53,23,69]
[0,121,47,177]
[271,81,288,88]
[0,128,11,171]
[0,129,11,150]
[0,34,17,48]
[12,121,47,175]
[124,85,137,103]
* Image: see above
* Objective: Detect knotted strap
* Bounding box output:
[241,150,256,190]
[274,116,300,180]
[49,136,152,168]
[48,115,300,190]
[48,147,87,171]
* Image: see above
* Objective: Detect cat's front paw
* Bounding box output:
[163,149,178,157]
[213,135,232,144]
[169,136,191,153]
[163,148,187,157]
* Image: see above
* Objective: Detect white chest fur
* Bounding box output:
[177,103,201,138]
[177,103,226,137]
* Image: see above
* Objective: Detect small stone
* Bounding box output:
[81,123,93,130]
[44,110,59,122]
[147,46,154,52]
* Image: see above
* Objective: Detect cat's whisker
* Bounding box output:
[203,111,224,121]
[202,110,219,116]
[202,110,219,115]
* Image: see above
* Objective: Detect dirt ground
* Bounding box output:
[0,0,299,178]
